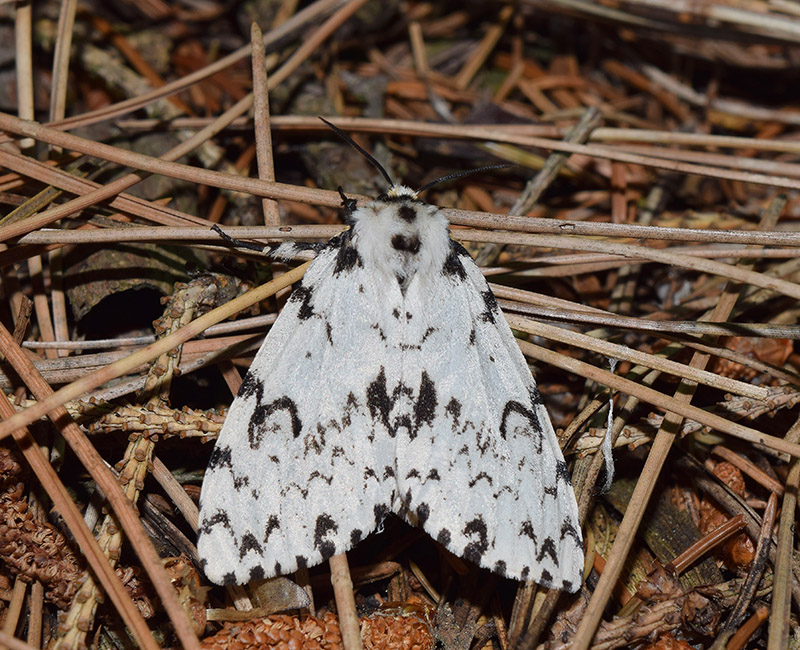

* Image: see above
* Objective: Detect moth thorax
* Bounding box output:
[354,197,450,291]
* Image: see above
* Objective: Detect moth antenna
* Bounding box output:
[211,224,264,252]
[319,116,395,188]
[415,163,514,196]
[337,186,358,213]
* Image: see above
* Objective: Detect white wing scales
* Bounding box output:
[198,234,400,584]
[199,192,583,591]
[393,243,583,591]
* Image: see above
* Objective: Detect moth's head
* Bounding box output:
[383,185,419,201]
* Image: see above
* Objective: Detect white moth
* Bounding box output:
[197,122,584,592]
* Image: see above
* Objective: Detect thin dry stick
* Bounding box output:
[610,142,800,178]
[2,580,26,640]
[667,514,747,574]
[517,340,800,458]
[767,417,800,650]
[0,630,38,650]
[238,117,800,190]
[514,106,603,213]
[591,126,800,155]
[48,248,70,358]
[48,0,77,125]
[26,255,58,360]
[455,231,800,301]
[0,147,210,230]
[11,109,800,246]
[501,299,800,342]
[455,4,513,89]
[20,220,800,249]
[13,0,33,150]
[728,606,770,650]
[0,323,201,650]
[711,445,785,496]
[506,314,768,400]
[0,264,308,442]
[0,110,324,226]
[6,123,800,302]
[0,95,255,242]
[329,554,364,650]
[250,22,281,227]
[152,455,199,531]
[7,121,800,248]
[249,20,315,606]
[55,280,207,648]
[453,208,800,247]
[116,114,800,158]
[475,106,602,269]
[408,21,428,78]
[26,582,42,648]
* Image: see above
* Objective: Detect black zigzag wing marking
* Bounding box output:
[247,396,303,449]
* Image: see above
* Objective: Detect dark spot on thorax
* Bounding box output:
[391,234,421,253]
[398,204,417,222]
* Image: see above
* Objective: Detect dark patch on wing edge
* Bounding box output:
[314,514,338,560]
[288,284,315,320]
[248,565,265,582]
[237,372,263,399]
[333,242,362,275]
[238,532,263,559]
[462,517,489,565]
[480,290,499,323]
[416,502,430,527]
[207,444,233,471]
[198,510,232,536]
[442,245,467,280]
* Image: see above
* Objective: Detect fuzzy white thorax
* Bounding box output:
[351,187,451,291]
